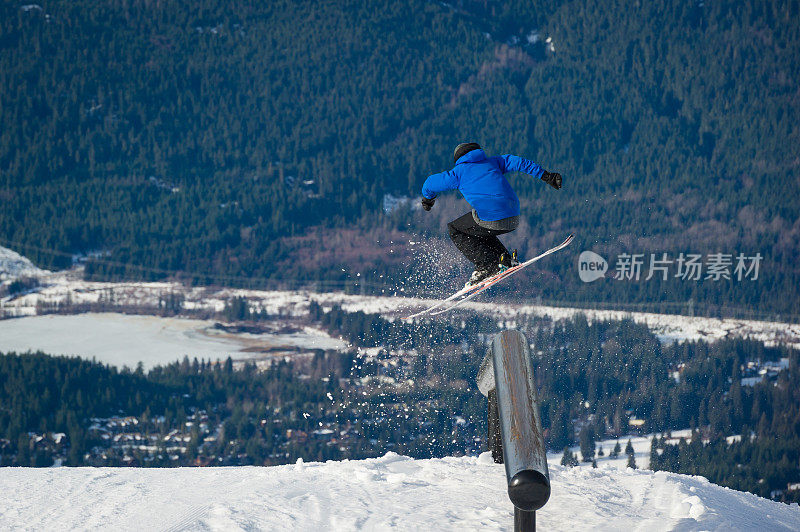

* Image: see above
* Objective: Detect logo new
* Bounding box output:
[578,251,608,282]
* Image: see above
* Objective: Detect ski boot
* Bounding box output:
[465,250,519,288]
[498,249,520,273]
[465,267,495,288]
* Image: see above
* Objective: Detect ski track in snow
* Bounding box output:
[1,453,798,531]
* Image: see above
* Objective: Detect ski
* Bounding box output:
[401,269,497,320]
[427,233,574,317]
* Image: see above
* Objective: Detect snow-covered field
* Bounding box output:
[2,245,799,369]
[1,452,798,531]
[3,272,799,346]
[0,313,347,370]
[547,430,692,471]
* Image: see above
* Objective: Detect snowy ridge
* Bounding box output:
[1,453,798,531]
[0,246,49,282]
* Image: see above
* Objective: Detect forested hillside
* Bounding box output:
[2,0,798,316]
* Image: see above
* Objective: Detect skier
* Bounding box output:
[420,142,562,286]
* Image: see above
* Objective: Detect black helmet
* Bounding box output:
[453,142,481,163]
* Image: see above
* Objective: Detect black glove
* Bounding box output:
[421,196,435,211]
[541,170,562,190]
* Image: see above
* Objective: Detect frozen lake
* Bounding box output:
[0,313,347,370]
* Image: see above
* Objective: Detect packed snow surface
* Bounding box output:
[0,313,346,369]
[1,452,798,531]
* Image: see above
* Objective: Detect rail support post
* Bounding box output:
[477,330,550,531]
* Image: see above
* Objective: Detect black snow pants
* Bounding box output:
[447,211,519,270]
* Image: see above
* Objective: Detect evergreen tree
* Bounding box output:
[560,447,579,467]
[625,439,635,457]
[611,441,621,458]
[579,425,596,462]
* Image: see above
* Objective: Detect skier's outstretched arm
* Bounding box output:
[496,154,562,190]
[420,170,459,210]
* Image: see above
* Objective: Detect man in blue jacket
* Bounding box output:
[421,142,562,286]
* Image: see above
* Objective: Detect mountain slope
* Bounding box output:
[1,0,798,315]
[2,453,798,530]
[0,246,49,282]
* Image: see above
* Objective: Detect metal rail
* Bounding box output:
[478,330,550,531]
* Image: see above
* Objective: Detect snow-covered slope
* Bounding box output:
[1,453,798,531]
[0,246,48,281]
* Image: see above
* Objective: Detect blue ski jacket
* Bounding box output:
[421,149,544,221]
